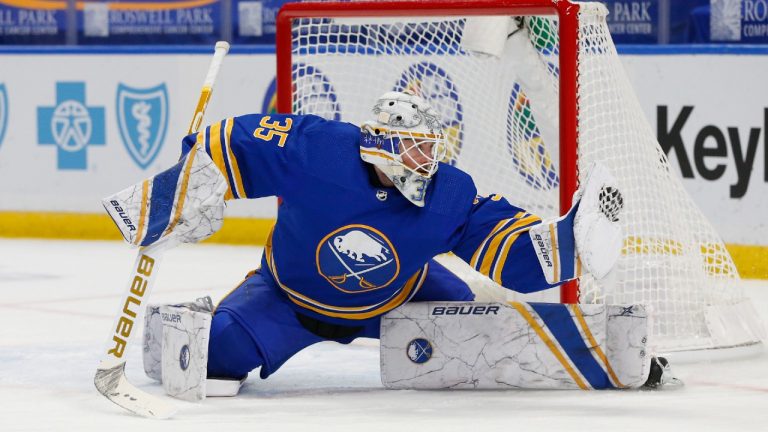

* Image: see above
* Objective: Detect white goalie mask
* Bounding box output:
[360,91,446,207]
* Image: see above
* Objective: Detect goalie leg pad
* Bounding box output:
[380,301,650,390]
[161,304,212,402]
[143,305,164,381]
[143,297,214,382]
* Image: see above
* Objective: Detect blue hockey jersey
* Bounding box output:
[181,114,573,324]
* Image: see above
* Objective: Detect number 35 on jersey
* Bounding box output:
[253,116,293,147]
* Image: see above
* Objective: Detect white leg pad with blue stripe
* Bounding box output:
[381,301,651,390]
[161,305,212,402]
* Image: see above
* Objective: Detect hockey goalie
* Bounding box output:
[104,90,680,402]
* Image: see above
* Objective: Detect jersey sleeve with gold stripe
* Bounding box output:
[452,194,579,293]
[180,113,351,201]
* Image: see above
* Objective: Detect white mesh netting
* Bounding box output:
[282,0,763,353]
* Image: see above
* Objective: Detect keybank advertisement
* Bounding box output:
[0,52,765,246]
[621,55,767,245]
[0,53,277,218]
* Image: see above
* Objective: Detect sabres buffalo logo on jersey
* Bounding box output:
[316,225,400,294]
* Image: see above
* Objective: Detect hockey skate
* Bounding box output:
[642,356,683,389]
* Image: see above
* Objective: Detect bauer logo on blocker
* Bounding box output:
[38,82,105,170]
[117,83,169,169]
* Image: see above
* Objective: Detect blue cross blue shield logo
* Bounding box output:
[38,82,105,170]
[116,83,169,170]
[0,83,7,148]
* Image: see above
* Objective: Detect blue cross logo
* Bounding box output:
[38,82,105,170]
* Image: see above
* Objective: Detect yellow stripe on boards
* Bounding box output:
[509,302,590,390]
[0,212,124,241]
[0,210,765,279]
[569,304,626,388]
[0,212,274,245]
[728,245,768,279]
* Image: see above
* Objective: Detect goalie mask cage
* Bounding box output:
[275,0,764,356]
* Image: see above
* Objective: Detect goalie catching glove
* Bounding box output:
[572,161,624,279]
[528,161,624,282]
[102,143,228,248]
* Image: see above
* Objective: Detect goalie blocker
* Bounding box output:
[380,301,677,390]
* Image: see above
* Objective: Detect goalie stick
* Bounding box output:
[94,41,230,419]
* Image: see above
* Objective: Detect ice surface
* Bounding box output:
[1,239,767,431]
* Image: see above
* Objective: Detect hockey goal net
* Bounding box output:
[275,0,764,355]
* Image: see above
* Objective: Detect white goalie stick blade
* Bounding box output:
[95,360,177,419]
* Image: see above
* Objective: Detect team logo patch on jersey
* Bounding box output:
[407,338,433,364]
[0,83,7,149]
[117,83,169,169]
[316,225,400,293]
[506,82,559,190]
[394,62,463,166]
